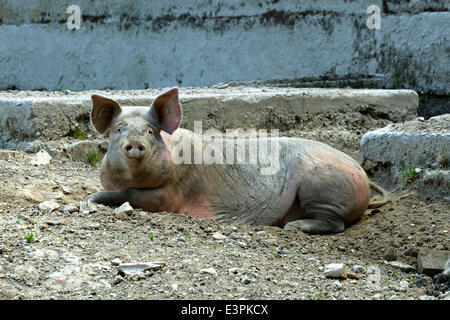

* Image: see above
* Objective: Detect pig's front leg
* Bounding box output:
[85,189,133,207]
[83,187,185,213]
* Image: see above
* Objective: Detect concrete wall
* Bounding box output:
[0,0,448,94]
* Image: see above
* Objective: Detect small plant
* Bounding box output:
[70,128,86,140]
[148,233,154,241]
[16,217,21,224]
[213,243,218,249]
[402,166,424,182]
[9,127,19,139]
[88,150,101,166]
[24,230,35,243]
[437,152,449,168]
[184,231,192,242]
[390,68,399,89]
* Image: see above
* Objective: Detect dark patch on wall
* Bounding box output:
[80,14,110,24]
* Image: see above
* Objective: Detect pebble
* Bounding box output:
[38,200,60,212]
[383,248,398,262]
[397,280,409,292]
[111,258,122,266]
[428,224,436,233]
[212,232,227,240]
[59,205,78,213]
[61,186,72,194]
[79,200,97,215]
[118,262,165,276]
[385,261,416,272]
[352,265,366,273]
[200,267,217,276]
[324,263,347,279]
[171,283,178,291]
[114,202,133,216]
[113,275,123,285]
[237,241,247,249]
[418,295,437,300]
[30,150,52,166]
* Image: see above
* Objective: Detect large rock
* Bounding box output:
[417,249,450,277]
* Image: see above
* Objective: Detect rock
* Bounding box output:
[385,261,416,272]
[352,265,366,273]
[397,280,409,292]
[30,150,52,166]
[118,262,165,276]
[111,258,122,266]
[59,205,78,213]
[417,249,450,276]
[383,248,398,262]
[69,141,104,164]
[418,295,437,300]
[429,224,436,233]
[114,202,133,216]
[444,258,450,277]
[347,271,360,280]
[324,263,347,279]
[200,267,217,276]
[61,186,72,194]
[37,200,60,212]
[212,232,227,240]
[79,200,97,215]
[113,275,123,285]
[404,248,419,258]
[171,283,178,291]
[237,241,247,249]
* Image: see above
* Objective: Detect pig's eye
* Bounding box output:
[115,127,122,133]
[147,127,153,134]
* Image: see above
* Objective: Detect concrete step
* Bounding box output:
[0,87,418,143]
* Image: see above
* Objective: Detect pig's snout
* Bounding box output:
[124,140,146,159]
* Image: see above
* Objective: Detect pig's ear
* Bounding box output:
[90,95,122,134]
[149,87,182,134]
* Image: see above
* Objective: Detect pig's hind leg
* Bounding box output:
[283,202,345,235]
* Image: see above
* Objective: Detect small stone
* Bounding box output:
[61,186,72,194]
[38,200,60,212]
[256,231,266,235]
[383,248,398,262]
[79,200,97,215]
[418,295,437,300]
[428,224,436,232]
[59,205,78,213]
[404,248,419,258]
[337,246,345,252]
[347,271,360,280]
[200,267,217,276]
[30,150,52,166]
[212,232,227,240]
[308,257,320,265]
[118,262,165,276]
[237,241,247,249]
[171,283,178,290]
[114,202,133,216]
[111,258,122,266]
[324,263,347,279]
[397,280,409,292]
[385,261,416,272]
[113,275,123,285]
[372,293,383,300]
[240,276,251,284]
[352,265,366,273]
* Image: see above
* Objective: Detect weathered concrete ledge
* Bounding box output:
[361,114,449,169]
[361,114,449,198]
[0,87,418,143]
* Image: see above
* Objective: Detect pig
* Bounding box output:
[84,87,387,234]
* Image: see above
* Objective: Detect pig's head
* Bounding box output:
[90,88,182,189]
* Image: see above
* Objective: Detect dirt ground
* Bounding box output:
[0,149,448,300]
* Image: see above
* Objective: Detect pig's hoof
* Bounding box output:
[283,218,344,235]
